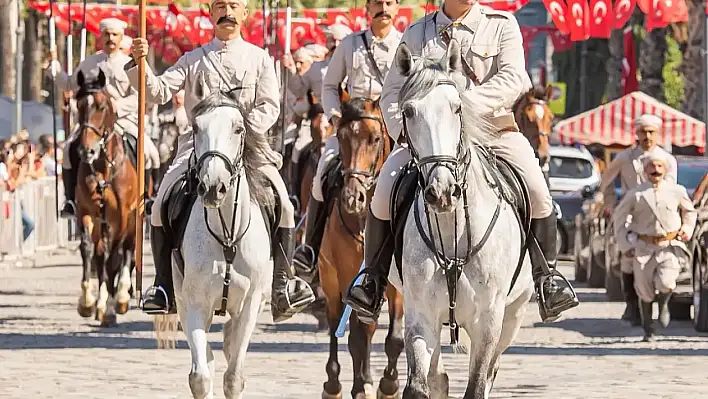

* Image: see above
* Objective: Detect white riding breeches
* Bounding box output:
[150,136,295,229]
[62,120,160,170]
[291,121,313,164]
[311,135,340,202]
[369,131,554,221]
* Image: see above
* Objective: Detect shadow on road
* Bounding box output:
[532,316,708,340]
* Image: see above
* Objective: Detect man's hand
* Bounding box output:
[131,38,149,61]
[678,229,689,241]
[281,54,295,71]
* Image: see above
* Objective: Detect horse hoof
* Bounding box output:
[100,313,117,327]
[95,308,105,322]
[321,390,342,399]
[377,387,400,399]
[77,303,95,318]
[354,383,375,399]
[115,301,130,315]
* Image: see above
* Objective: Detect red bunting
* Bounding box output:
[566,0,590,41]
[613,0,636,28]
[542,0,570,35]
[588,0,613,38]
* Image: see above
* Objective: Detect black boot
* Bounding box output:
[657,291,672,328]
[343,209,395,325]
[621,273,641,326]
[60,168,77,218]
[151,168,161,196]
[639,300,656,342]
[141,225,176,314]
[530,215,579,322]
[271,227,316,322]
[293,197,331,284]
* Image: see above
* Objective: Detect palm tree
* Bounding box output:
[680,0,704,120]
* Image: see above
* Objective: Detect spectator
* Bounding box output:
[5,138,36,241]
[38,134,60,176]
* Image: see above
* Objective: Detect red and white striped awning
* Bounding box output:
[554,91,706,149]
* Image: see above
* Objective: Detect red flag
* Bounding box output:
[636,0,652,13]
[588,0,613,38]
[622,28,638,94]
[646,0,669,31]
[613,0,635,28]
[566,0,590,41]
[543,0,570,35]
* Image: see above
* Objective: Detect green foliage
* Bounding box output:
[663,35,684,109]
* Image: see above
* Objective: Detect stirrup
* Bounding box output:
[344,268,386,325]
[60,201,77,219]
[141,285,172,315]
[536,269,579,323]
[284,276,316,310]
[289,195,301,213]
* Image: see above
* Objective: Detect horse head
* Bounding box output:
[75,69,118,164]
[336,96,391,214]
[514,84,554,167]
[191,75,248,208]
[396,39,465,214]
[306,90,331,146]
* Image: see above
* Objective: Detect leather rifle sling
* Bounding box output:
[359,32,386,86]
[436,12,481,87]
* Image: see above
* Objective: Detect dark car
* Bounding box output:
[573,155,708,331]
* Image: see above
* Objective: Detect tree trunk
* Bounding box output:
[0,0,18,98]
[638,27,668,102]
[681,0,704,120]
[607,28,625,101]
[23,10,42,102]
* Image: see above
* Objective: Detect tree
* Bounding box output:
[606,28,625,101]
[0,0,18,98]
[681,0,704,120]
[23,9,42,102]
[637,23,667,102]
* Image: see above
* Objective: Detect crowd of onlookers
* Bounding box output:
[0,130,62,241]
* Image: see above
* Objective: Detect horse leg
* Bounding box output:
[427,343,448,399]
[348,316,376,399]
[77,220,96,317]
[379,286,404,399]
[223,293,260,399]
[115,245,132,314]
[402,307,440,399]
[98,245,118,327]
[320,264,343,399]
[181,300,215,399]
[462,306,505,399]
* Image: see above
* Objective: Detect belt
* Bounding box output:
[638,231,678,244]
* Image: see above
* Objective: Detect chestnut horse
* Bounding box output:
[514,84,554,183]
[74,69,147,326]
[317,97,403,399]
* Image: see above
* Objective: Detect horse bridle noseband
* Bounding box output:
[519,97,550,137]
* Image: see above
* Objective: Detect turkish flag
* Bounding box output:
[646,0,670,31]
[636,0,652,13]
[588,0,613,38]
[622,28,638,94]
[566,0,590,41]
[613,0,636,29]
[543,0,570,35]
[393,7,414,32]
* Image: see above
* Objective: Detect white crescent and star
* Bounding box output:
[593,2,607,24]
[549,2,566,23]
[571,4,584,27]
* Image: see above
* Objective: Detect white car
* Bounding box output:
[547,145,601,194]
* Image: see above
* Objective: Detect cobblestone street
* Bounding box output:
[1,250,707,398]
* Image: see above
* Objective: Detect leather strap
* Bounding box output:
[359,32,385,86]
[435,12,481,87]
[639,231,679,244]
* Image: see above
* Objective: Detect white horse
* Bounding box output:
[171,81,274,399]
[386,41,534,398]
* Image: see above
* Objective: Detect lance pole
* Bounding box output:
[79,0,87,62]
[49,0,59,220]
[262,0,268,49]
[135,0,147,303]
[278,0,291,155]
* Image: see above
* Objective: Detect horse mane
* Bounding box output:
[191,91,276,208]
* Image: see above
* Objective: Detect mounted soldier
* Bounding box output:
[343,0,579,324]
[47,18,161,218]
[293,0,403,281]
[613,153,696,341]
[132,0,316,321]
[599,114,677,325]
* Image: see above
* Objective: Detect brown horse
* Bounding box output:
[514,84,554,181]
[74,69,146,326]
[317,96,403,399]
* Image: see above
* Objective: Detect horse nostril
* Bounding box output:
[217,182,227,195]
[451,183,462,199]
[424,186,438,204]
[357,190,366,204]
[197,182,207,196]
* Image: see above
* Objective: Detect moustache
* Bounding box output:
[373,11,392,19]
[650,171,662,177]
[217,16,238,25]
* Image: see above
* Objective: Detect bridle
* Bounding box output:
[518,96,551,138]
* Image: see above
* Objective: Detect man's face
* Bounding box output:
[294,56,313,75]
[366,0,399,26]
[637,125,658,150]
[14,143,26,159]
[645,160,666,183]
[101,29,123,53]
[210,1,248,35]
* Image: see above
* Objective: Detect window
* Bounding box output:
[677,164,708,190]
[549,156,594,179]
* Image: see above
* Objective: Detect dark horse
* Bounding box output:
[513,84,554,183]
[74,69,144,326]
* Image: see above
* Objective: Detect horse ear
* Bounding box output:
[445,39,462,74]
[339,86,350,103]
[395,43,413,77]
[97,69,106,88]
[545,83,553,102]
[77,70,85,88]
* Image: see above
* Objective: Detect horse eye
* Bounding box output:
[372,135,381,144]
[235,126,245,135]
[402,105,415,119]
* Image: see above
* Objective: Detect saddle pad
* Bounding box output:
[122,134,139,171]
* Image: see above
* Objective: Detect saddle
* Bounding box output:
[161,168,282,273]
[389,147,532,287]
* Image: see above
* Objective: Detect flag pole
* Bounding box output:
[135,0,147,304]
[278,0,291,155]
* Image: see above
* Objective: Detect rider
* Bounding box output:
[292,0,403,283]
[129,0,316,321]
[343,0,580,324]
[47,17,161,218]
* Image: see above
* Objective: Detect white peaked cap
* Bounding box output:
[293,47,314,61]
[325,24,353,40]
[211,0,248,5]
[100,18,128,33]
[304,43,328,57]
[642,149,669,168]
[634,114,663,129]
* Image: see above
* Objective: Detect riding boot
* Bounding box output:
[141,225,176,314]
[343,209,395,325]
[530,214,579,323]
[60,168,77,218]
[293,196,331,284]
[657,291,672,328]
[621,273,641,326]
[639,300,656,342]
[271,227,316,323]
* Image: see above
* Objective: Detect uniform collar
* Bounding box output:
[366,26,399,49]
[435,2,482,33]
[210,35,244,51]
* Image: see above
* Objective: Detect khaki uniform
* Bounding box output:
[124,37,293,228]
[370,4,551,220]
[312,28,402,202]
[600,145,677,272]
[52,51,160,170]
[613,181,697,303]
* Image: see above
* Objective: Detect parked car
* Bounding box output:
[573,155,708,331]
[548,145,601,194]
